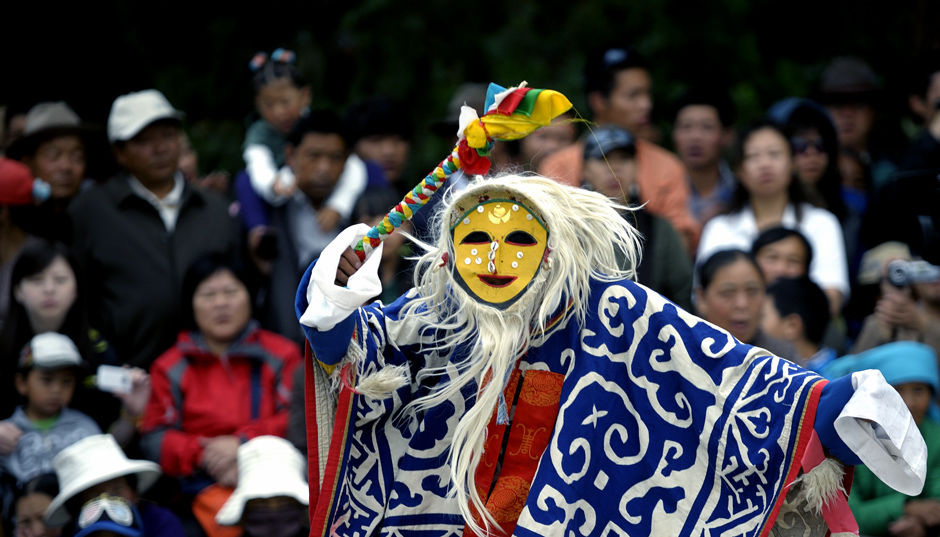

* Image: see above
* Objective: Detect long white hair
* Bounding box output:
[402,173,642,534]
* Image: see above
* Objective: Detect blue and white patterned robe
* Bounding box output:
[299,275,827,537]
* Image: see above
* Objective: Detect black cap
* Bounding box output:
[583,125,636,160]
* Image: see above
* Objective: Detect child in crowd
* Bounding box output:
[0,240,150,447]
[762,276,835,371]
[45,434,183,536]
[821,342,940,537]
[215,436,309,537]
[751,226,813,284]
[12,472,60,537]
[237,48,366,245]
[1,333,100,487]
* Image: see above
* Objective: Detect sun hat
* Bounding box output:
[107,89,184,143]
[73,494,143,537]
[19,332,84,370]
[45,434,161,526]
[6,102,96,161]
[215,436,309,526]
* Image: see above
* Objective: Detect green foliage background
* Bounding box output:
[3,0,937,180]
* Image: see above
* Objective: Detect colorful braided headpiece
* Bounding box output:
[352,82,572,262]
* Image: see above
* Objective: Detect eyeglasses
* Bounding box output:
[791,137,825,154]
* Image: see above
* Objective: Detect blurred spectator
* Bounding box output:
[346,96,414,190]
[853,251,940,356]
[215,436,308,537]
[697,121,849,314]
[581,125,693,311]
[6,102,99,244]
[766,98,868,280]
[68,89,241,369]
[44,434,183,536]
[538,45,700,253]
[821,342,940,537]
[817,56,899,189]
[0,240,150,439]
[752,226,849,354]
[694,249,798,360]
[241,49,312,208]
[69,494,143,537]
[766,99,848,216]
[178,132,230,196]
[11,472,60,537]
[900,51,940,172]
[762,276,834,371]
[262,111,359,342]
[1,158,46,333]
[0,333,100,488]
[517,112,576,172]
[671,86,737,225]
[139,253,300,521]
[751,226,813,283]
[237,49,365,260]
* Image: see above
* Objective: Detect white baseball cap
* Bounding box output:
[107,89,184,143]
[19,332,84,370]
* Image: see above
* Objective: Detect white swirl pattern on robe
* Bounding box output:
[314,279,823,537]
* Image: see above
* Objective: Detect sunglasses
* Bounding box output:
[790,138,825,154]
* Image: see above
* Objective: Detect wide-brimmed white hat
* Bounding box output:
[45,434,162,527]
[107,89,184,143]
[215,436,309,526]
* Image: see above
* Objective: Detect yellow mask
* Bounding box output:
[450,198,548,308]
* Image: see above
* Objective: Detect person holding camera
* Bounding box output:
[853,248,940,356]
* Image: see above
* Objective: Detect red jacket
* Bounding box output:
[140,322,301,478]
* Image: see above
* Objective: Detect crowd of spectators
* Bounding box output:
[0,44,939,537]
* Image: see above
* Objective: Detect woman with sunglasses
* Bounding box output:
[768,98,869,281]
[697,120,849,315]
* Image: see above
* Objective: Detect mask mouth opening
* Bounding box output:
[477,274,517,287]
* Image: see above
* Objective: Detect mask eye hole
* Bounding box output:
[505,231,537,245]
[461,231,492,244]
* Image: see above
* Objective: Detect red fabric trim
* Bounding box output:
[758,378,828,537]
[310,365,356,536]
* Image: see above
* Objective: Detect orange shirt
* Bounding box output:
[538,138,700,253]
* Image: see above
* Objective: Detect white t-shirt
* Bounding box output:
[697,203,849,299]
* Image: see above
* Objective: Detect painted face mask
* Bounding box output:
[450,196,548,308]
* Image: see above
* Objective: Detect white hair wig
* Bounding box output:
[398,173,642,534]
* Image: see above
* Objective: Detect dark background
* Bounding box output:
[2,0,938,178]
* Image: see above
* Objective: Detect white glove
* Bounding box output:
[834,369,927,495]
[299,223,383,331]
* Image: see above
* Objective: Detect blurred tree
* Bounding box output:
[1,0,936,182]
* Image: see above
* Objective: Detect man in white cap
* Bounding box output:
[68,89,241,368]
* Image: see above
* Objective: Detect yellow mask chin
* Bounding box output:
[450,199,548,308]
